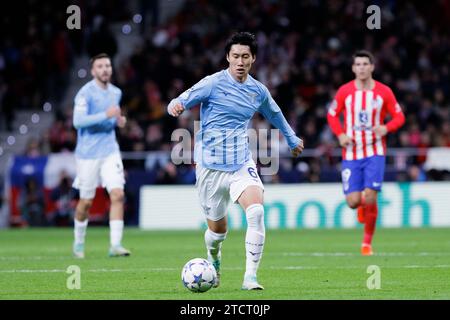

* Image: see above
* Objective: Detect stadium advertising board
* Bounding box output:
[140,182,449,230]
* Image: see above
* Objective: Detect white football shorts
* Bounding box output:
[73,152,125,199]
[195,159,264,221]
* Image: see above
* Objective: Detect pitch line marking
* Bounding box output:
[2,265,450,274]
[281,252,450,257]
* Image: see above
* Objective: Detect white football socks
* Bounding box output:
[110,220,124,248]
[74,219,88,245]
[245,204,265,278]
[204,228,227,261]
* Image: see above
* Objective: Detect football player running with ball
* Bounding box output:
[168,32,303,290]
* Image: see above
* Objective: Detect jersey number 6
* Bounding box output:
[248,167,258,179]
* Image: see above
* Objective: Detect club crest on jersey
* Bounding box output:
[359,111,369,124]
[248,92,258,103]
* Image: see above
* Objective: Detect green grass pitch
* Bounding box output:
[1,227,449,299]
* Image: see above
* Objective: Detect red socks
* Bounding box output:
[363,202,378,245]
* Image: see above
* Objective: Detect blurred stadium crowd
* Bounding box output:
[1,0,449,225]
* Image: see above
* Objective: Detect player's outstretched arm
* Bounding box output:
[262,109,302,150]
[263,110,304,157]
[258,89,304,157]
[168,75,215,118]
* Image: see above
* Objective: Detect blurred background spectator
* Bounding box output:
[19,177,46,226]
[49,172,77,226]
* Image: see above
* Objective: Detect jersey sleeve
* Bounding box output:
[106,88,122,128]
[326,87,346,137]
[175,75,215,110]
[383,87,405,132]
[118,88,123,104]
[73,89,108,129]
[258,86,301,149]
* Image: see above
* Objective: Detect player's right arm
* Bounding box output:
[327,87,351,147]
[167,76,214,117]
[73,91,121,129]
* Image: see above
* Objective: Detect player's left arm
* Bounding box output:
[73,90,112,129]
[374,87,405,136]
[258,88,304,157]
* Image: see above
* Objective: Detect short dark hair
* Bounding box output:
[90,53,111,68]
[225,32,257,56]
[352,50,375,64]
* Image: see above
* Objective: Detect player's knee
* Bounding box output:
[208,222,228,234]
[110,189,124,204]
[346,198,360,209]
[206,228,227,242]
[78,198,93,211]
[246,203,265,230]
[364,190,377,204]
[365,196,377,204]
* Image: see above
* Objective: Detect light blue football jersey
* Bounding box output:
[73,80,122,159]
[171,69,301,171]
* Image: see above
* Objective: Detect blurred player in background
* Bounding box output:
[168,32,304,290]
[72,53,130,258]
[327,50,405,256]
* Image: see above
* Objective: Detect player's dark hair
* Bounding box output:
[90,53,111,68]
[225,32,257,56]
[352,50,375,64]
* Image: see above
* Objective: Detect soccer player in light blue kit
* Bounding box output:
[72,53,131,258]
[168,32,304,290]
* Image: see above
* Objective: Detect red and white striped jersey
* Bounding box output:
[327,80,405,160]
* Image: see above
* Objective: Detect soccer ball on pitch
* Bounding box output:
[181,258,217,293]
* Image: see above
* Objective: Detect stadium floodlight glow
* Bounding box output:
[133,14,142,24]
[7,136,15,145]
[19,125,28,134]
[31,113,40,124]
[43,102,52,112]
[122,24,132,35]
[78,68,87,79]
